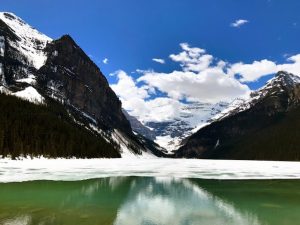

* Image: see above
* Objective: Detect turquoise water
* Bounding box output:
[0,177,300,225]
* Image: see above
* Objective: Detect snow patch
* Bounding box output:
[16,74,36,85]
[0,158,300,182]
[52,50,58,57]
[0,63,5,86]
[111,129,156,159]
[0,85,11,94]
[0,36,5,57]
[155,135,181,153]
[13,86,44,104]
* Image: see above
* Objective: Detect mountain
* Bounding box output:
[0,93,122,158]
[176,71,300,161]
[0,12,163,158]
[122,109,156,141]
[125,101,228,153]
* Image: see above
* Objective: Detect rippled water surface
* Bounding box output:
[1,177,300,225]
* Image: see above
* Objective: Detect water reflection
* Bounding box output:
[3,215,31,225]
[114,178,260,225]
[0,178,300,225]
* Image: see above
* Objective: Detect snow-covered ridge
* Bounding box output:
[213,72,300,121]
[132,101,229,152]
[212,98,250,121]
[0,12,52,69]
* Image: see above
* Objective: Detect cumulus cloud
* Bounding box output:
[138,69,250,103]
[137,43,250,103]
[110,42,300,123]
[152,58,165,64]
[110,70,149,100]
[103,58,109,64]
[229,54,300,82]
[231,19,249,28]
[110,70,183,122]
[169,43,213,72]
[277,54,300,75]
[229,60,277,82]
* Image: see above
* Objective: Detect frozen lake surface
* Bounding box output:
[1,158,300,182]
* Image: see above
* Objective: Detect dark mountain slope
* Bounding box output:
[0,12,163,158]
[38,35,131,134]
[0,93,121,158]
[176,72,300,161]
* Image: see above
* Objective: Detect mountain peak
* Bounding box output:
[252,71,300,97]
[0,11,52,69]
[176,72,300,160]
[273,71,300,86]
[60,34,76,44]
[213,71,300,122]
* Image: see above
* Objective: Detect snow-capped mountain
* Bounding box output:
[125,101,228,152]
[212,71,300,121]
[122,109,156,141]
[0,12,51,99]
[0,12,163,158]
[176,71,300,161]
[0,12,51,69]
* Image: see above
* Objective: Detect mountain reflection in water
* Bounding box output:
[0,177,299,225]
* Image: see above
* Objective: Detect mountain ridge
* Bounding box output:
[0,12,163,158]
[176,71,300,160]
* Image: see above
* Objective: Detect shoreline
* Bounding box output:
[1,158,300,182]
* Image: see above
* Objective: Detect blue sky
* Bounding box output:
[2,0,300,121]
[1,1,300,80]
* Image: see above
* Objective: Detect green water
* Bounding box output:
[0,178,300,225]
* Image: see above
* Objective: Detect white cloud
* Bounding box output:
[103,58,109,64]
[110,70,149,100]
[110,42,300,124]
[152,58,165,64]
[277,54,300,75]
[110,70,183,122]
[229,54,300,82]
[231,19,249,28]
[169,43,212,72]
[229,60,277,82]
[138,69,250,103]
[137,43,249,103]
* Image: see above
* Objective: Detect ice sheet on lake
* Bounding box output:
[1,158,300,182]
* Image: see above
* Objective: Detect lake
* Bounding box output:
[1,158,300,225]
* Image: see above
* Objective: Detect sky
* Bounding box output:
[2,0,300,122]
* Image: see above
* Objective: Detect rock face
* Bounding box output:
[0,12,163,158]
[38,35,132,134]
[176,71,300,161]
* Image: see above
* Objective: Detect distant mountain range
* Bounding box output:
[1,12,300,160]
[124,102,228,153]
